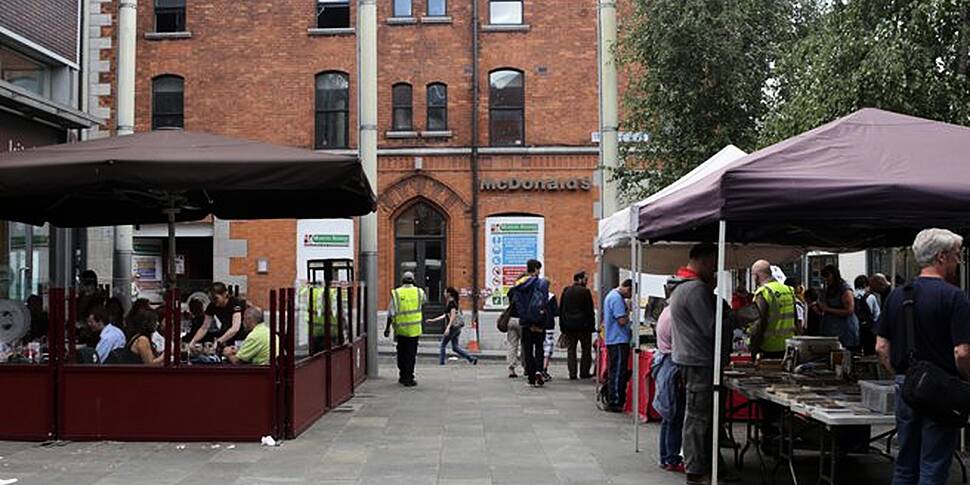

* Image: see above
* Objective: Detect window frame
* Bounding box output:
[151,74,185,130]
[315,71,350,149]
[391,83,414,131]
[426,83,448,131]
[154,0,186,33]
[426,0,447,17]
[489,0,523,25]
[488,69,525,147]
[392,0,413,17]
[316,0,351,29]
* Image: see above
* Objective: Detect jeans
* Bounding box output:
[521,325,545,383]
[396,335,419,383]
[683,365,714,476]
[892,375,958,485]
[439,327,475,364]
[607,343,630,408]
[652,353,685,466]
[565,331,593,378]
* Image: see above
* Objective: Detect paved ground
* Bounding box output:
[0,357,947,484]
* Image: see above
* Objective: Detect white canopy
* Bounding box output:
[597,146,801,273]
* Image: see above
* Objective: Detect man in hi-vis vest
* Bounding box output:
[384,271,426,387]
[749,260,798,359]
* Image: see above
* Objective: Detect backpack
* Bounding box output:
[522,278,549,324]
[854,292,874,325]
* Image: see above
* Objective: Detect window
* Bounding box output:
[427,83,447,131]
[154,0,186,32]
[152,75,184,129]
[393,0,412,17]
[427,0,446,16]
[392,83,413,131]
[315,72,349,149]
[0,46,50,97]
[489,69,524,146]
[317,0,350,28]
[489,0,522,24]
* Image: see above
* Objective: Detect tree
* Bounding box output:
[762,0,970,145]
[615,0,803,201]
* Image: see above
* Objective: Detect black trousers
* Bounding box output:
[607,343,631,407]
[396,335,419,383]
[565,331,593,378]
[521,325,545,383]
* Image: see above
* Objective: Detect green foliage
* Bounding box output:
[761,0,970,145]
[615,0,801,202]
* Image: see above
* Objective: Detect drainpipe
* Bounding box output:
[469,0,482,340]
[112,0,137,305]
[358,0,379,377]
[597,0,619,308]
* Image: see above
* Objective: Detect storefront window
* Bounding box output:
[4,222,49,301]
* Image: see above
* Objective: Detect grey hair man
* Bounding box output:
[876,228,970,484]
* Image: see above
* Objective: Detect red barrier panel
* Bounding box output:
[0,365,55,440]
[59,366,275,441]
[290,353,328,438]
[330,345,354,407]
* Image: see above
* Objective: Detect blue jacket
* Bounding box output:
[510,275,552,327]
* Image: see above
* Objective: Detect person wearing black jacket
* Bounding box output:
[559,271,596,380]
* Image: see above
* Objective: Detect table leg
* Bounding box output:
[771,408,799,485]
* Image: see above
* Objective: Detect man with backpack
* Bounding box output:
[508,259,553,387]
[854,275,881,355]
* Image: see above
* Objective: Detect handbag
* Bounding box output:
[900,285,970,427]
[497,302,514,333]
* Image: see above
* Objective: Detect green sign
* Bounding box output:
[495,223,539,234]
[304,234,350,247]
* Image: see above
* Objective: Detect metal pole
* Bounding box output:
[112,0,137,306]
[632,239,641,452]
[890,247,898,288]
[357,0,379,377]
[711,220,728,485]
[469,0,482,349]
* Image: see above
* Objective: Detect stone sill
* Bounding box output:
[144,31,192,40]
[385,130,419,139]
[421,16,453,24]
[386,16,418,25]
[482,24,530,32]
[307,27,356,36]
[420,131,452,138]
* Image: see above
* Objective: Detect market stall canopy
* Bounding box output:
[638,108,970,247]
[598,145,801,273]
[0,130,376,227]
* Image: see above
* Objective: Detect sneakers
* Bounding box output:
[534,372,545,387]
[661,463,685,473]
[471,358,479,365]
[401,380,417,387]
[508,367,518,378]
[541,370,552,381]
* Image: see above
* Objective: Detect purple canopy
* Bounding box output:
[638,108,970,247]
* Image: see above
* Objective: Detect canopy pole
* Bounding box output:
[890,248,898,288]
[711,220,727,485]
[632,238,642,452]
[165,206,178,290]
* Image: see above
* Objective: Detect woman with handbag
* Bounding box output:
[428,287,478,366]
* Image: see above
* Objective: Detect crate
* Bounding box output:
[858,380,896,414]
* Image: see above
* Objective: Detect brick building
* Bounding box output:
[89,0,603,342]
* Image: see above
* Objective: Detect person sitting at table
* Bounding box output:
[127,309,165,366]
[87,305,125,363]
[181,298,210,343]
[223,307,273,365]
[189,282,247,348]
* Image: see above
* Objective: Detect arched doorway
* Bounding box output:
[394,201,447,334]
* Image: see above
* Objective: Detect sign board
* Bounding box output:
[132,255,163,281]
[296,219,354,284]
[479,177,592,192]
[484,216,544,309]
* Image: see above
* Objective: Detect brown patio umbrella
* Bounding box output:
[0,130,376,286]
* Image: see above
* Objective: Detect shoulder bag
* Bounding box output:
[900,285,970,427]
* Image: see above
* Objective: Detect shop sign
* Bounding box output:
[484,217,544,309]
[303,234,351,247]
[479,177,592,192]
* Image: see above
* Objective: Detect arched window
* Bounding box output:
[426,83,447,131]
[392,83,413,131]
[315,72,349,149]
[489,69,524,146]
[152,75,184,129]
[395,201,447,313]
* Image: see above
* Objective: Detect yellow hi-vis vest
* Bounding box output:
[755,280,797,353]
[303,286,338,338]
[392,286,423,338]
